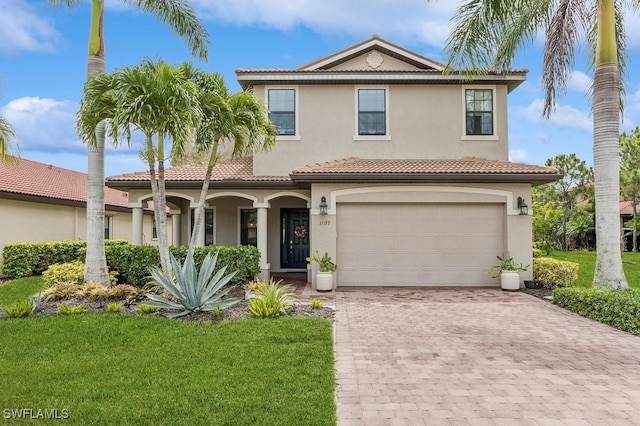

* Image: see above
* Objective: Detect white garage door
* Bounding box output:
[337,203,504,286]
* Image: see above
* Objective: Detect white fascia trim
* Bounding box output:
[238,73,526,84]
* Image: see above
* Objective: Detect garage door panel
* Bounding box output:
[337,203,503,286]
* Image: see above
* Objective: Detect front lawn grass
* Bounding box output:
[548,250,640,288]
[0,314,335,425]
[0,276,45,307]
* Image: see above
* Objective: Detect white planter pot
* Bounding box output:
[316,271,333,292]
[500,271,520,291]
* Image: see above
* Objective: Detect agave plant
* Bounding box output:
[144,251,241,318]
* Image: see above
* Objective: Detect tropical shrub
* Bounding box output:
[107,302,123,313]
[137,304,160,314]
[58,304,87,315]
[144,251,241,318]
[533,257,579,288]
[43,261,85,286]
[554,288,640,335]
[247,279,297,319]
[4,300,34,318]
[41,283,79,300]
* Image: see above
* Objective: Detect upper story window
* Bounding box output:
[465,88,494,136]
[358,89,386,135]
[268,89,296,136]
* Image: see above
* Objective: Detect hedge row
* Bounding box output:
[554,288,640,336]
[106,244,260,287]
[2,240,128,277]
[533,257,579,288]
[2,241,260,288]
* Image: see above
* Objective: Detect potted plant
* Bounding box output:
[488,255,528,291]
[306,251,336,292]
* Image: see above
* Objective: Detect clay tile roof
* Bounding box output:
[620,201,640,215]
[292,157,559,175]
[0,157,129,208]
[106,157,291,183]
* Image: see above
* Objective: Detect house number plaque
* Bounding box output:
[319,220,331,226]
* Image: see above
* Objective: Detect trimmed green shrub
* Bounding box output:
[533,257,579,288]
[554,288,640,335]
[106,244,260,287]
[2,240,128,278]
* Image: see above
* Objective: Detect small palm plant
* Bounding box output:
[144,251,241,318]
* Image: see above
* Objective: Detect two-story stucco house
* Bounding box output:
[106,36,560,288]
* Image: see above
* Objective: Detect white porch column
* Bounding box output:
[131,206,143,245]
[171,212,181,247]
[255,203,270,279]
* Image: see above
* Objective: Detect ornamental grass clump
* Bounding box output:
[247,279,297,318]
[144,251,241,318]
[4,300,34,318]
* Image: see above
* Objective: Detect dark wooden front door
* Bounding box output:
[281,208,309,269]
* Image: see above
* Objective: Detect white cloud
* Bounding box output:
[1,97,82,153]
[190,0,458,49]
[509,149,529,163]
[0,0,60,53]
[515,98,592,132]
[567,70,592,94]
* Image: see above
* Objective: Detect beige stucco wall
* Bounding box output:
[252,83,509,176]
[0,198,166,268]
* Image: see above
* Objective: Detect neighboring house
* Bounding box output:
[0,157,165,267]
[106,36,561,288]
[620,201,640,251]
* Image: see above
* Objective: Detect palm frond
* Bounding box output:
[542,0,589,117]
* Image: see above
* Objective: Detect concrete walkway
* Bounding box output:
[333,288,640,425]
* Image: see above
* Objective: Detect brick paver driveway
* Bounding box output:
[333,288,640,425]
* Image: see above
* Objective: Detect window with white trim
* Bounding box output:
[268,89,296,136]
[465,88,494,136]
[240,209,257,247]
[358,88,386,135]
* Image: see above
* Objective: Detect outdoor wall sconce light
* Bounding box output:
[319,196,328,215]
[517,196,528,215]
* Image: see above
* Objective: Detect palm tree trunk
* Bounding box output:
[156,132,171,276]
[592,0,627,289]
[189,140,219,251]
[83,0,109,284]
[145,136,169,276]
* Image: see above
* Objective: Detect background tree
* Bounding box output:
[188,72,276,249]
[620,127,640,251]
[51,0,209,285]
[78,59,202,276]
[532,200,563,255]
[545,154,593,250]
[435,0,636,289]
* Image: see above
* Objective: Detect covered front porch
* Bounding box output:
[127,189,312,279]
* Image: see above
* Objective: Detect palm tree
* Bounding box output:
[51,0,209,285]
[0,83,17,161]
[437,0,638,289]
[188,72,276,249]
[620,127,640,252]
[78,59,202,276]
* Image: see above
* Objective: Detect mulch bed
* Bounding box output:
[0,288,334,322]
[520,287,554,301]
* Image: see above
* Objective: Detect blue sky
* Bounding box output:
[1,0,639,177]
